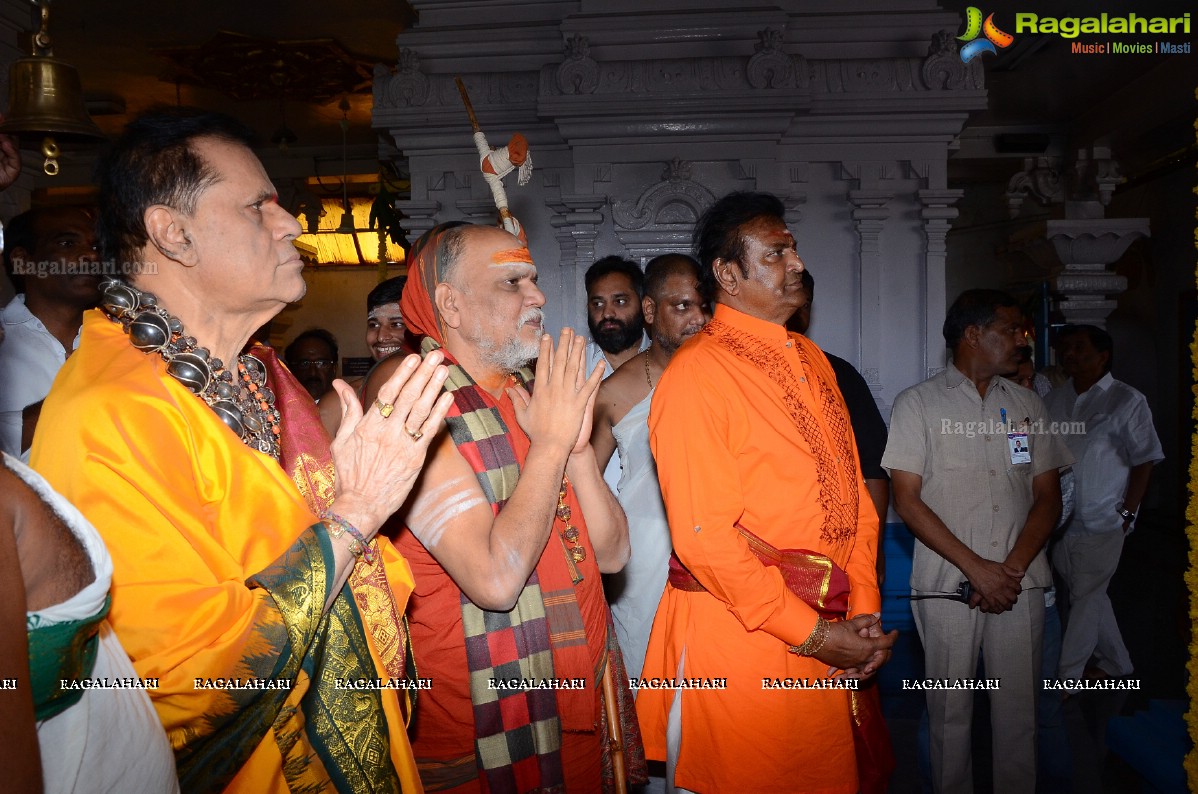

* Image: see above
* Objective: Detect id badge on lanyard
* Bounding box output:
[1002,408,1031,465]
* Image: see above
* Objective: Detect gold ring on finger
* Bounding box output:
[405,426,423,441]
[375,399,395,419]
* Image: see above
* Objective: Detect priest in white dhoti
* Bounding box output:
[589,254,709,680]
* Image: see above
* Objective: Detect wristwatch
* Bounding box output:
[1117,505,1135,522]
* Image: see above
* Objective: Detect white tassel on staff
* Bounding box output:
[455,77,532,241]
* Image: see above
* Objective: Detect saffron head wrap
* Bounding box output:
[399,221,471,346]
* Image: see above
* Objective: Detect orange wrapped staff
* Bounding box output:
[454,80,633,792]
[454,76,532,240]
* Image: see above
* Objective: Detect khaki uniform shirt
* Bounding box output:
[882,365,1073,592]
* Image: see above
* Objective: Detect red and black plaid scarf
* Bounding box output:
[423,337,590,794]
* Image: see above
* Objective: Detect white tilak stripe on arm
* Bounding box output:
[408,475,488,549]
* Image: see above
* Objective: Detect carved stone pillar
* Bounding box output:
[394,199,442,243]
[455,199,503,225]
[548,195,606,316]
[1004,151,1149,329]
[845,181,892,397]
[1048,218,1148,327]
[919,188,963,378]
[548,195,606,270]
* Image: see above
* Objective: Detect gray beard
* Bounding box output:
[477,335,540,372]
[471,307,544,372]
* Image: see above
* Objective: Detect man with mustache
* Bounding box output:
[639,192,895,793]
[584,256,651,491]
[0,205,101,456]
[1046,325,1161,684]
[32,106,451,793]
[584,255,649,379]
[590,253,709,687]
[363,222,644,793]
[284,327,339,401]
[884,289,1071,793]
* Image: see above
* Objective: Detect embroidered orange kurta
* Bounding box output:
[639,304,881,794]
[31,311,421,793]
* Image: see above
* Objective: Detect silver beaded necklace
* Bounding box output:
[98,279,281,459]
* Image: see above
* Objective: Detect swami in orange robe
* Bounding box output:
[398,393,612,792]
[389,223,644,793]
[32,312,422,794]
[639,303,883,793]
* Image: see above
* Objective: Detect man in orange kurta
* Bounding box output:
[639,192,897,793]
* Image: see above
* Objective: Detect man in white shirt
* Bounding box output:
[0,206,99,456]
[1045,324,1164,680]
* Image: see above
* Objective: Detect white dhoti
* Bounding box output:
[7,453,179,794]
[606,391,673,683]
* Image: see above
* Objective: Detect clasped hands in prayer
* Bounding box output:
[507,328,605,458]
[327,350,454,541]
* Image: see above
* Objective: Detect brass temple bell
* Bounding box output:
[0,1,104,175]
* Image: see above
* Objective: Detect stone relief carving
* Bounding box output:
[1006,149,1125,219]
[568,49,990,97]
[543,54,808,96]
[498,72,540,104]
[612,161,715,231]
[556,33,599,95]
[433,72,538,108]
[921,31,984,90]
[809,53,965,94]
[841,59,896,92]
[747,27,796,89]
[1005,157,1064,217]
[662,158,691,182]
[374,49,430,108]
[376,68,538,111]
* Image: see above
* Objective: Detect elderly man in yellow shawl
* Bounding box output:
[31,107,451,794]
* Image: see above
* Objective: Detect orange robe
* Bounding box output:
[399,394,608,792]
[639,304,881,794]
[31,311,422,793]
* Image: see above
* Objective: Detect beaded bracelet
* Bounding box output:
[789,616,831,657]
[321,510,377,564]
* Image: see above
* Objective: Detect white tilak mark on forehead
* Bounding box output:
[408,475,486,549]
[488,262,536,275]
[368,302,402,321]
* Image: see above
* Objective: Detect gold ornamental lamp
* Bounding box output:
[0,0,104,175]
